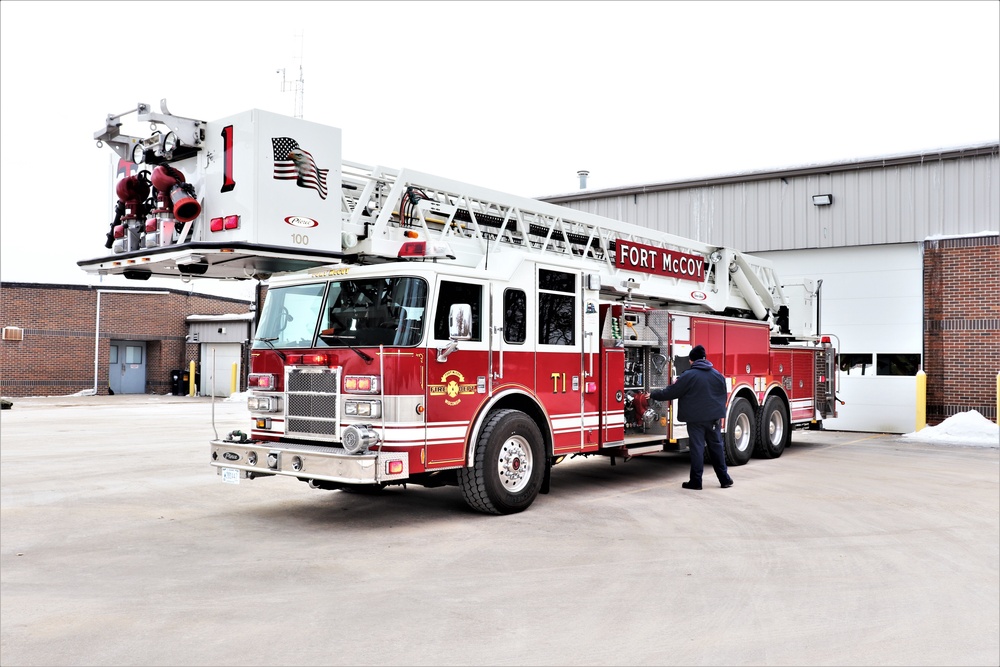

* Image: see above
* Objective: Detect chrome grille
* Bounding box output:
[285,367,340,441]
[287,393,338,416]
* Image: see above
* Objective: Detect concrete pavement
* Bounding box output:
[1,395,998,666]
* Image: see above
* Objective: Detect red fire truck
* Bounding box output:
[82,102,838,514]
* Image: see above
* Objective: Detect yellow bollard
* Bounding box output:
[189,359,197,397]
[231,362,238,395]
[915,370,926,432]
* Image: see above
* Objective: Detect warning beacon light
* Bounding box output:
[151,165,201,223]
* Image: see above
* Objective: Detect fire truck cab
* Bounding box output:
[81,102,837,514]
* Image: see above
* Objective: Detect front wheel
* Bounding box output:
[458,409,545,515]
[724,397,755,466]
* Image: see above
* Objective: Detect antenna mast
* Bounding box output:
[277,32,305,118]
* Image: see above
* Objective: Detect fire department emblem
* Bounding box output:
[430,370,476,406]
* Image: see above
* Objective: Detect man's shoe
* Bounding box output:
[721,479,734,488]
[681,481,702,490]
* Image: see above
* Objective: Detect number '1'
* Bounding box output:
[221,125,236,193]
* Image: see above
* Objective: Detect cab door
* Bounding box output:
[534,267,586,455]
[425,277,489,469]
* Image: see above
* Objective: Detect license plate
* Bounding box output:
[221,467,240,484]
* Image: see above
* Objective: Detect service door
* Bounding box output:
[109,340,147,394]
[200,343,242,397]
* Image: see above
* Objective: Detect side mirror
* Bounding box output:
[448,303,472,341]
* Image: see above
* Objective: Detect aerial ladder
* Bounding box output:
[81,102,813,339]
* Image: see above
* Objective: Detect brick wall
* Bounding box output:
[0,283,252,397]
[923,234,1000,424]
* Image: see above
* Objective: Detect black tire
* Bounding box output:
[724,397,755,466]
[458,409,545,515]
[754,395,789,459]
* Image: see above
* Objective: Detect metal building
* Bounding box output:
[543,143,1000,433]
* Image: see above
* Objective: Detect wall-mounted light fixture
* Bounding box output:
[812,194,833,206]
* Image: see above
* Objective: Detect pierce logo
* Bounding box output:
[284,216,319,228]
[690,291,708,301]
[222,452,240,461]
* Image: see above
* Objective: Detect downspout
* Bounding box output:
[815,279,823,337]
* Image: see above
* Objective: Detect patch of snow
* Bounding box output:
[924,230,999,241]
[224,391,250,403]
[902,410,999,448]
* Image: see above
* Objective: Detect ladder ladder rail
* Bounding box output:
[337,165,789,321]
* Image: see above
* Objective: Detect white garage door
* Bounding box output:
[200,343,242,397]
[760,244,923,433]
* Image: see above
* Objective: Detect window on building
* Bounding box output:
[125,345,142,364]
[839,353,873,376]
[538,269,575,346]
[877,353,921,376]
[504,289,526,344]
[109,346,118,364]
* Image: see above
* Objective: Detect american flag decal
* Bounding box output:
[272,136,329,200]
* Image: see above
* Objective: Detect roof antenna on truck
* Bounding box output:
[277,31,306,118]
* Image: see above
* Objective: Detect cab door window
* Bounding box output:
[504,288,526,344]
[538,269,575,346]
[434,281,482,341]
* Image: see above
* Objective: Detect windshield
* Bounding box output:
[253,283,326,348]
[318,277,427,347]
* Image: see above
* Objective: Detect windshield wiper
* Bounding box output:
[318,330,374,364]
[254,337,286,361]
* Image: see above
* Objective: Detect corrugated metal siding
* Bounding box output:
[553,151,998,252]
[188,320,249,344]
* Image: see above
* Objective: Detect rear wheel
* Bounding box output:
[724,397,755,466]
[458,409,545,515]
[754,395,789,459]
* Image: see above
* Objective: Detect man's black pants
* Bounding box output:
[687,420,731,486]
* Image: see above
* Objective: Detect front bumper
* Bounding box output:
[210,440,410,484]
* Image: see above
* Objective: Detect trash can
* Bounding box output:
[170,370,184,396]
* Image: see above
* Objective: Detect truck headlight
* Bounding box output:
[344,400,381,418]
[248,395,281,412]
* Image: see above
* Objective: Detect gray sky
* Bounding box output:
[2,0,998,301]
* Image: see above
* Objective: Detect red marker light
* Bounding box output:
[398,241,426,257]
[248,373,275,389]
[302,353,328,365]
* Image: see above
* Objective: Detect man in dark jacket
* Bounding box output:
[648,345,733,490]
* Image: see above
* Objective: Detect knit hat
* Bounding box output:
[689,345,706,362]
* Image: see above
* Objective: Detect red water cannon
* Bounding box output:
[106,173,152,251]
[151,165,201,223]
[115,175,151,217]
